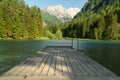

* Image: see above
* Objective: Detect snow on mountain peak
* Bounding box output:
[66,7,80,18]
[44,5,80,22]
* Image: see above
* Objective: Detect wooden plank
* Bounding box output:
[54,48,62,76]
[38,48,52,76]
[76,53,102,76]
[47,52,55,76]
[70,51,89,76]
[32,52,48,76]
[75,52,116,76]
[9,56,37,76]
[71,51,96,76]
[54,49,58,76]
[64,50,74,76]
[33,51,50,76]
[80,54,106,76]
[3,56,34,76]
[26,76,71,80]
[40,52,53,76]
[0,77,24,80]
[17,54,40,76]
[0,76,119,80]
[3,52,46,76]
[61,50,69,76]
[68,51,85,76]
[81,53,116,76]
[26,76,120,80]
[25,52,47,76]
[2,46,117,79]
[62,49,73,76]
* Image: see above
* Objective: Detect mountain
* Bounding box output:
[62,0,120,40]
[44,5,80,22]
[41,11,62,26]
[74,0,119,18]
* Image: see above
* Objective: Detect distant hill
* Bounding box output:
[41,11,62,25]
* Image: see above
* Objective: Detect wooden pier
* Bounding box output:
[0,46,119,80]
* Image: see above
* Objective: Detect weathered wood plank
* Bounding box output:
[32,52,48,76]
[40,52,53,76]
[62,50,74,76]
[68,51,85,76]
[55,48,62,76]
[47,52,55,76]
[10,56,37,76]
[3,56,34,76]
[0,77,24,80]
[70,51,89,76]
[73,52,97,76]
[18,54,40,76]
[75,51,116,76]
[61,50,69,76]
[1,46,117,80]
[0,76,120,80]
[64,51,75,75]
[33,51,50,76]
[26,52,47,76]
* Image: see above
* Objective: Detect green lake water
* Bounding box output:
[0,40,120,75]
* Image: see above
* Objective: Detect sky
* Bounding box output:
[24,0,88,9]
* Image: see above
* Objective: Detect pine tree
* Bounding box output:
[111,14,120,40]
[0,0,43,39]
[98,16,105,39]
[56,29,62,39]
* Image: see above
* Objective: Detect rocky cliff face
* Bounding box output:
[43,5,80,22]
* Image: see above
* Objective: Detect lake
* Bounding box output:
[0,40,120,75]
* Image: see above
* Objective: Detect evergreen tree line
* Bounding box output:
[62,0,120,40]
[44,24,63,40]
[0,0,43,39]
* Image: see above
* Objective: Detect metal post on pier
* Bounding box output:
[76,22,79,50]
[71,37,73,49]
[77,36,79,50]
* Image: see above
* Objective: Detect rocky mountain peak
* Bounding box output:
[44,5,80,22]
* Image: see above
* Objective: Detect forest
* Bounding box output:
[0,0,43,39]
[62,0,120,40]
[0,0,120,40]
